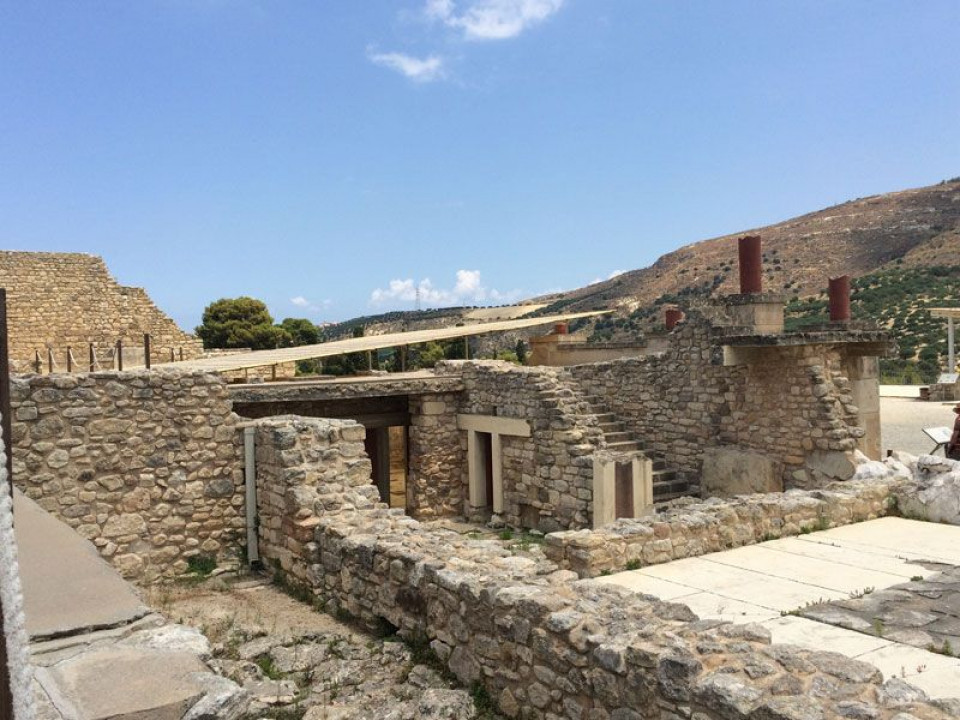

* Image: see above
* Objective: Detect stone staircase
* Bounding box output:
[583,395,693,503]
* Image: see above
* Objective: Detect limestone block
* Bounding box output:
[805,450,856,481]
[701,447,781,498]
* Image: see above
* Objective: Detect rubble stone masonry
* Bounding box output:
[252,417,954,719]
[0,251,203,372]
[570,314,865,492]
[454,361,606,531]
[10,369,244,582]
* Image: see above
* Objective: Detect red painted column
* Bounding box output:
[738,235,763,294]
[554,323,568,335]
[829,275,851,323]
[665,308,684,331]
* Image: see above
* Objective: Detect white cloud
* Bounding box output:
[288,296,331,316]
[426,0,565,41]
[368,51,445,82]
[588,270,628,285]
[369,270,523,307]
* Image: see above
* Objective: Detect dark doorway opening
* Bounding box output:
[615,461,634,519]
[476,431,494,509]
[364,426,409,509]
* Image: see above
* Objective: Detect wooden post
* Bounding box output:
[169,347,175,363]
[400,346,407,372]
[34,349,42,374]
[89,343,96,372]
[116,339,123,371]
[367,350,373,371]
[143,333,151,369]
[47,347,54,374]
[179,347,184,362]
[0,289,15,720]
[67,346,73,372]
[464,336,469,360]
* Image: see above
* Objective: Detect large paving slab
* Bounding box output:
[35,646,208,720]
[14,489,149,639]
[593,517,960,700]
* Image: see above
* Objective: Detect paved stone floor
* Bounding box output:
[593,517,960,699]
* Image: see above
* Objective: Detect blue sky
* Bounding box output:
[2,1,958,329]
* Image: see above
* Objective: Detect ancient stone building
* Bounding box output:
[0,251,202,372]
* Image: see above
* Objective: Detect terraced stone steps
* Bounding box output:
[582,395,693,503]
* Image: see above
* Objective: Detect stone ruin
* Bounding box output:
[0,251,203,373]
[7,238,960,718]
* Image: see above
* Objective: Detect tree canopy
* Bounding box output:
[279,317,321,347]
[195,297,289,350]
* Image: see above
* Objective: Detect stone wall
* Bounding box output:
[406,392,463,519]
[10,369,244,582]
[454,361,606,531]
[252,427,953,719]
[0,251,203,372]
[544,470,901,577]
[251,416,376,583]
[570,313,866,492]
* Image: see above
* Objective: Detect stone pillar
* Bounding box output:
[829,275,851,323]
[844,355,881,459]
[665,308,683,331]
[738,235,763,294]
[949,316,956,374]
[407,393,464,519]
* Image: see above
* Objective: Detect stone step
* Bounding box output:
[605,440,642,451]
[653,477,692,501]
[603,431,633,443]
[592,413,616,423]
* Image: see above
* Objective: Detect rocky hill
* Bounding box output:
[329,178,960,379]
[534,177,960,317]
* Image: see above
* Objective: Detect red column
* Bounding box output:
[738,235,763,294]
[554,323,568,335]
[829,275,851,323]
[665,308,684,331]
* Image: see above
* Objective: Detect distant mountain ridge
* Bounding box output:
[327,178,960,374]
[534,177,960,316]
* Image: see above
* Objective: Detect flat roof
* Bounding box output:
[173,310,610,373]
[930,307,960,319]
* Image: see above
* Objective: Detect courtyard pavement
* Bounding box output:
[592,517,960,699]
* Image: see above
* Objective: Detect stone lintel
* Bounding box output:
[456,414,531,437]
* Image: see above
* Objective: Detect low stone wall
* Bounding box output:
[255,427,953,719]
[10,369,244,582]
[543,464,903,577]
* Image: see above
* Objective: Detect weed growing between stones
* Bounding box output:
[849,587,874,599]
[187,554,218,577]
[255,654,285,681]
[625,559,642,571]
[927,640,955,657]
[471,682,499,719]
[872,618,885,637]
